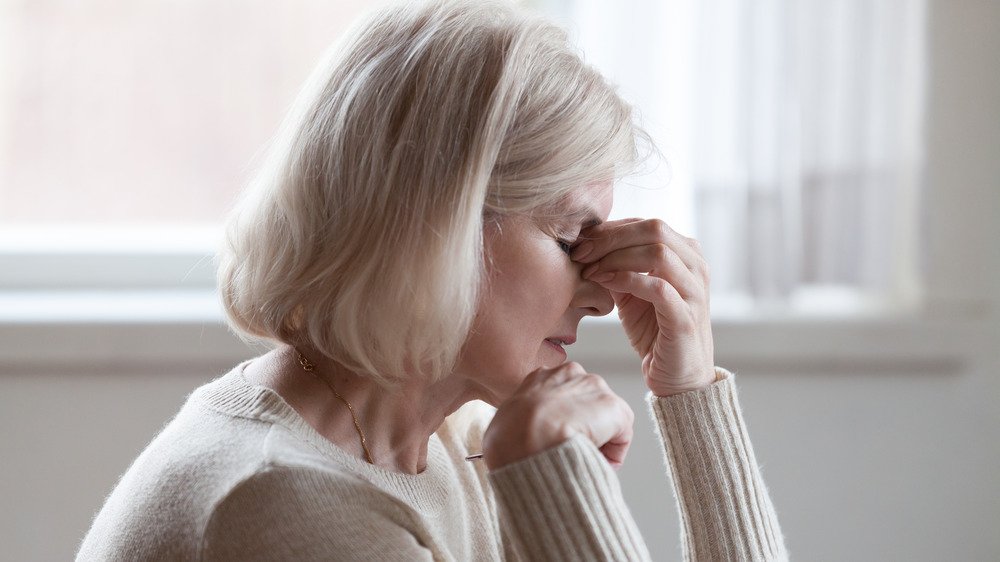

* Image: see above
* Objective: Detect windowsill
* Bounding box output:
[0,289,988,375]
[571,311,984,376]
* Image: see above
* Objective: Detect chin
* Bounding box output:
[471,352,560,406]
[472,368,527,407]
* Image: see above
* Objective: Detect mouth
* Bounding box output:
[543,339,567,358]
[544,338,571,348]
[543,335,575,357]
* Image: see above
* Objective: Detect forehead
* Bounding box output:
[559,181,614,226]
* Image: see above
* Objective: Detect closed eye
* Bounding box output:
[557,239,574,255]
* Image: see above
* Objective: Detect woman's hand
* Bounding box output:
[482,362,634,470]
[570,218,716,397]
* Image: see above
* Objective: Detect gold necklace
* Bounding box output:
[295,350,375,464]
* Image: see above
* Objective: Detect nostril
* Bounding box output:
[576,276,615,316]
[587,297,615,317]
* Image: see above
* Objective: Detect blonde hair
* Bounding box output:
[217,0,647,389]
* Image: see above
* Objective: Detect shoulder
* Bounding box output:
[76,378,277,560]
[201,464,432,561]
[206,463,396,518]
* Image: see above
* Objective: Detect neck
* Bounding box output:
[256,345,482,475]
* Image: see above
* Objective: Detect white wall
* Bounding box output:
[2,1,997,560]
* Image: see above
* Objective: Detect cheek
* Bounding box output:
[460,254,572,388]
[495,256,574,361]
[499,249,569,317]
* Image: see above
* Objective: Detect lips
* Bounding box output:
[544,335,577,348]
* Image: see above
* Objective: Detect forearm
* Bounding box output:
[487,434,652,562]
[648,368,788,561]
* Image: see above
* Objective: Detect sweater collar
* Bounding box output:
[191,359,459,514]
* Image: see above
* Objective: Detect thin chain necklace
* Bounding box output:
[295,350,375,465]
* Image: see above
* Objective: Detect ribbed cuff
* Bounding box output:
[647,367,788,561]
[487,434,652,562]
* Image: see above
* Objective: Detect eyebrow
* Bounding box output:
[566,207,603,228]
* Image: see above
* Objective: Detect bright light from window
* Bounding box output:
[0,1,376,227]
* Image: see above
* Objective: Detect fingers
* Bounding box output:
[511,363,635,468]
[580,243,705,300]
[571,218,709,283]
[598,396,635,470]
[589,270,700,335]
[522,361,586,387]
[569,218,642,261]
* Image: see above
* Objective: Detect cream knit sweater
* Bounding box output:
[77,362,787,561]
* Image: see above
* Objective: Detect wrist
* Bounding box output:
[650,368,721,397]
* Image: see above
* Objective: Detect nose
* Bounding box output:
[573,275,615,317]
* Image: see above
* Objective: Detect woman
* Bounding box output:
[78,1,786,560]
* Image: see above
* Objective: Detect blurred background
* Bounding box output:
[1,0,997,560]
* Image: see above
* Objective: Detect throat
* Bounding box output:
[246,346,476,475]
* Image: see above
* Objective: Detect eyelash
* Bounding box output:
[556,238,575,255]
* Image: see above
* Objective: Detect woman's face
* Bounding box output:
[458,182,615,405]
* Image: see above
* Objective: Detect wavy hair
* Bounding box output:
[217,0,648,388]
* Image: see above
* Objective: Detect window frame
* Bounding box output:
[0,220,988,375]
[3,0,995,376]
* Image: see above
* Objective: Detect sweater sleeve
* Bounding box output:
[647,367,788,561]
[199,466,436,562]
[486,367,787,562]
[487,432,652,562]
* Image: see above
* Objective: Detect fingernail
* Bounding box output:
[590,271,615,283]
[571,241,593,261]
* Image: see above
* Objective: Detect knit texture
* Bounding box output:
[488,434,651,561]
[648,369,788,561]
[76,362,786,561]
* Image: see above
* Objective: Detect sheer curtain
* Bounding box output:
[535,0,927,315]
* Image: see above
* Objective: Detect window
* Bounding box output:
[1,0,375,227]
[0,0,376,301]
[3,0,981,372]
[534,0,928,317]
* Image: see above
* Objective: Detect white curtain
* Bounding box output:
[535,0,927,314]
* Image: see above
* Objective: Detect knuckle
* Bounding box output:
[651,243,670,263]
[669,249,688,270]
[684,282,706,302]
[646,218,669,240]
[586,372,610,389]
[621,401,635,423]
[654,280,674,302]
[697,260,711,283]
